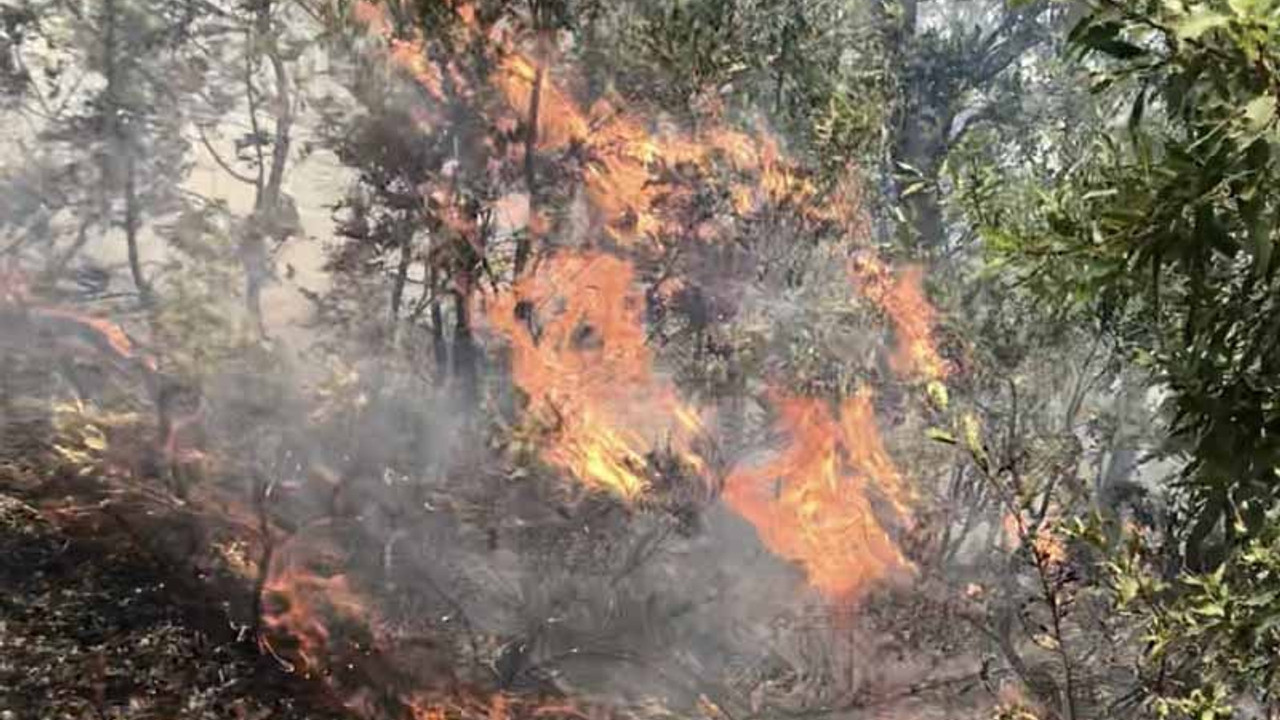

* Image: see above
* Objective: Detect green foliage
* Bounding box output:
[1102,509,1280,715]
[631,0,748,105]
[50,398,143,477]
[992,0,1280,552]
[811,75,893,171]
[153,220,258,382]
[982,0,1280,712]
[51,399,111,476]
[601,0,888,165]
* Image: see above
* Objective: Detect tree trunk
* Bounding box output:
[242,232,268,337]
[124,150,152,307]
[429,266,448,385]
[452,290,477,406]
[389,224,413,341]
[514,48,544,279]
[1098,373,1145,499]
[891,91,950,254]
[879,1,1051,256]
[102,0,150,305]
[243,0,294,339]
[44,218,95,282]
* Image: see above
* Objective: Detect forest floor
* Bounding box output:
[0,490,349,720]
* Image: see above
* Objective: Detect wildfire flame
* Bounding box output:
[724,389,913,599]
[0,6,958,718]
[27,306,158,373]
[352,0,948,604]
[849,255,949,382]
[0,266,156,372]
[484,252,704,501]
[262,544,373,675]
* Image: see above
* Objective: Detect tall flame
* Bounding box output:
[484,253,703,501]
[849,256,948,382]
[724,389,913,599]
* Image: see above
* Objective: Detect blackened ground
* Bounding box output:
[0,493,350,720]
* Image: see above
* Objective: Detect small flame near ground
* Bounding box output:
[263,565,369,674]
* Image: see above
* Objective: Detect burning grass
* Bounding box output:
[0,491,350,720]
[0,277,968,719]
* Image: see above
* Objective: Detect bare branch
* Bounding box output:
[970,5,1051,86]
[196,124,259,185]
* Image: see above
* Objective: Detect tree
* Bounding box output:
[985,0,1280,714]
[0,0,199,303]
[191,0,307,339]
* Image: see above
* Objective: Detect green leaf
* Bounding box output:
[1176,9,1230,40]
[901,181,928,199]
[1072,20,1148,59]
[926,380,949,410]
[1241,590,1277,608]
[1116,574,1141,605]
[894,160,925,177]
[1243,94,1277,133]
[1228,0,1261,16]
[1254,214,1275,278]
[1129,86,1148,135]
[1255,609,1280,637]
[962,413,989,471]
[1082,189,1120,202]
[926,427,957,444]
[1194,601,1226,618]
[82,427,107,452]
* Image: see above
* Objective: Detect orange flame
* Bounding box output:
[262,535,376,675]
[849,256,947,382]
[355,1,945,603]
[723,389,913,599]
[27,307,155,370]
[12,305,160,374]
[485,253,704,501]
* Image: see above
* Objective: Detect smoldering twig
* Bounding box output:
[250,474,279,640]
